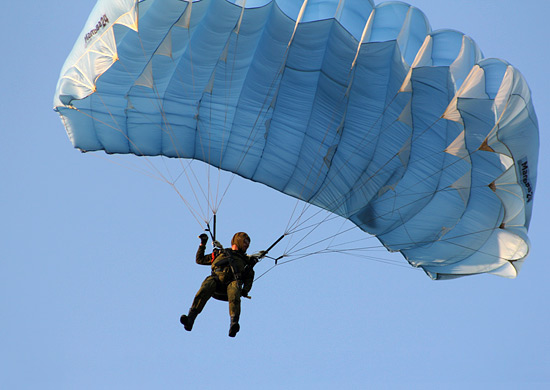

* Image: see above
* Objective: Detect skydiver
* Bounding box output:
[180,232,259,337]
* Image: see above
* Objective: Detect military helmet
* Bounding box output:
[231,232,250,251]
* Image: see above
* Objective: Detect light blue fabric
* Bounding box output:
[54,0,539,279]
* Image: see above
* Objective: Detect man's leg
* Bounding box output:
[227,281,241,337]
[180,276,217,331]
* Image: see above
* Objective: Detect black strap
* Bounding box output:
[264,234,285,255]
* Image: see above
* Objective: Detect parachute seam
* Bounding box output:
[306,41,406,217]
[279,22,351,201]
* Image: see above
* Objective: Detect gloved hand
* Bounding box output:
[212,240,223,249]
[249,250,267,263]
[199,233,208,246]
[241,291,251,299]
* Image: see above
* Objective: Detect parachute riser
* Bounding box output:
[205,214,217,244]
[251,234,286,264]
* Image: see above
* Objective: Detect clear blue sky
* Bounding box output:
[2,1,549,389]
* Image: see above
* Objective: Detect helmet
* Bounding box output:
[231,232,250,251]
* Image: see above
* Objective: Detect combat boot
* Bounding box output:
[180,309,198,331]
[228,316,240,337]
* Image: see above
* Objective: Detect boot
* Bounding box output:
[228,316,240,337]
[180,309,198,331]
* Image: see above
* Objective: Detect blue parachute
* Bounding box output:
[54,0,539,279]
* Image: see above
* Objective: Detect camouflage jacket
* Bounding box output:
[195,245,256,296]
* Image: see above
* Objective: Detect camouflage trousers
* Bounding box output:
[190,275,241,320]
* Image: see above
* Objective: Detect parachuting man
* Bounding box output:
[180,232,261,337]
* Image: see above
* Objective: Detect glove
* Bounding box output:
[212,240,223,249]
[199,233,208,246]
[249,251,267,263]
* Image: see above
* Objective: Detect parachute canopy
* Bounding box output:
[54,0,539,279]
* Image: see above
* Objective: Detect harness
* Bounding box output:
[210,249,245,302]
[210,248,220,263]
[211,249,241,282]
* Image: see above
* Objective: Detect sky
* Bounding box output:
[1,1,549,389]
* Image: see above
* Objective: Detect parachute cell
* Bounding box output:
[54,0,539,279]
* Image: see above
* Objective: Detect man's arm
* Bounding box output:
[195,245,212,265]
[241,256,258,297]
[241,268,254,297]
[195,234,213,265]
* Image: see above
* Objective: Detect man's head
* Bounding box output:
[231,232,250,252]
